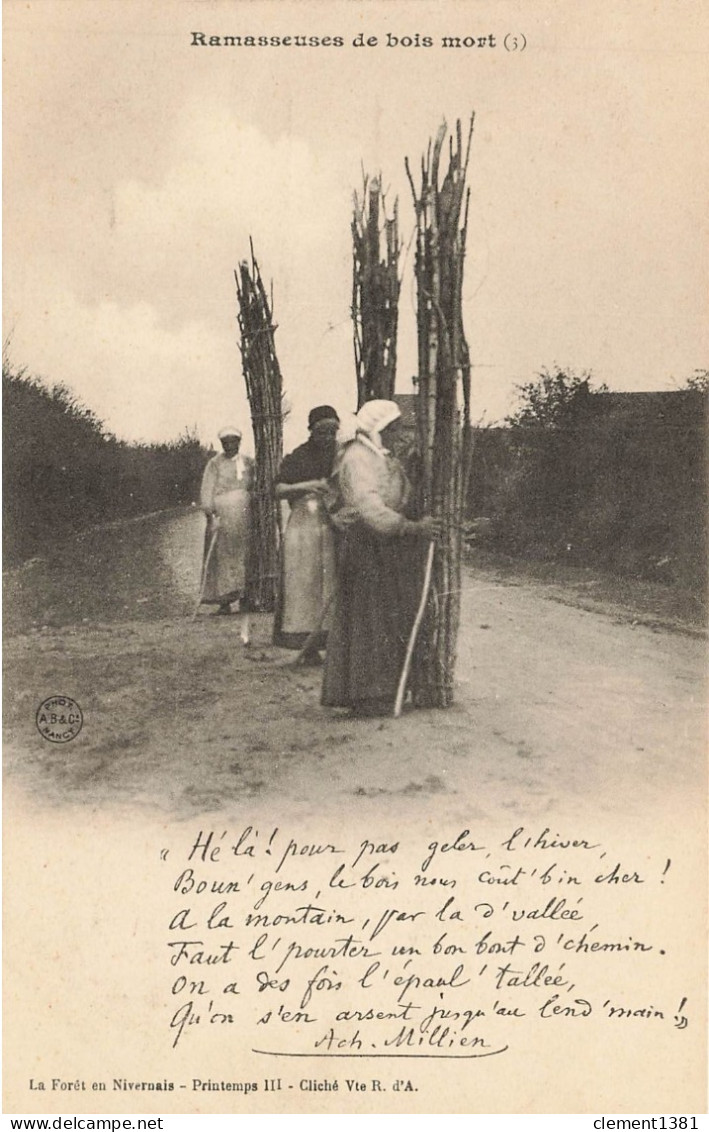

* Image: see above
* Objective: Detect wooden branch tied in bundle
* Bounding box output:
[234,242,284,611]
[405,115,475,708]
[351,174,402,408]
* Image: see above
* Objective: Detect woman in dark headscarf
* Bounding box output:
[322,399,439,716]
[274,405,340,663]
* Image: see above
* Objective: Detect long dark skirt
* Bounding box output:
[322,523,422,713]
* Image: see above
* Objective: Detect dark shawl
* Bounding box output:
[278,438,336,484]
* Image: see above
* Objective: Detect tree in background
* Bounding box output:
[682,368,709,394]
[476,363,706,591]
[3,354,209,564]
[505,364,608,429]
[494,365,608,558]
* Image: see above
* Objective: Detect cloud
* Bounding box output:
[5,103,360,444]
[6,286,242,443]
[5,49,708,449]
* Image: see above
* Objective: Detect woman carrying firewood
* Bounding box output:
[273,405,340,664]
[322,399,440,717]
[199,426,252,643]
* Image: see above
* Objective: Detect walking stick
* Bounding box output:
[393,540,435,717]
[290,588,337,665]
[191,519,219,621]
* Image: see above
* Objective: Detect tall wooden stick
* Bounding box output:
[290,588,337,666]
[191,523,219,621]
[393,540,435,716]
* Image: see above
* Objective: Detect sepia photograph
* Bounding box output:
[3,0,708,1119]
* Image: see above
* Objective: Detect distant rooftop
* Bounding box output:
[583,389,706,426]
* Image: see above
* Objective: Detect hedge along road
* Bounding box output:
[2,507,705,831]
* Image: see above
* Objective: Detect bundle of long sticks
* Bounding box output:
[235,243,284,611]
[405,116,475,708]
[352,175,401,408]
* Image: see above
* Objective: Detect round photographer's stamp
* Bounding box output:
[36,695,83,743]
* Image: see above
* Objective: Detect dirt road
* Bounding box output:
[3,508,705,827]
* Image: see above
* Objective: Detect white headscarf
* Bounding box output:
[355,400,401,447]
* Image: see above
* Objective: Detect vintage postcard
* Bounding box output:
[3,0,707,1119]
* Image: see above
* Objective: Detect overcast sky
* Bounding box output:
[4,0,708,450]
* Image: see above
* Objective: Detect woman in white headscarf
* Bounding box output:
[322,399,439,716]
[199,427,252,640]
